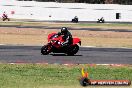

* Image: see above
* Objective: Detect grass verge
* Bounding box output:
[0,21,132,30]
[0,64,132,88]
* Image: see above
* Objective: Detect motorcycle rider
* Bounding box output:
[58,27,73,47]
[2,12,9,21]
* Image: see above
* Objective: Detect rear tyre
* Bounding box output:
[66,44,79,56]
[41,45,51,55]
[8,18,10,21]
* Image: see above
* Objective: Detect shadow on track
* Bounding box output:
[50,53,82,56]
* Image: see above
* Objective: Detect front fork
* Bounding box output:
[46,43,53,52]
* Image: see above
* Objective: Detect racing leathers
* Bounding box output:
[57,31,73,47]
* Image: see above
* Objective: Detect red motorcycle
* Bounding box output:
[41,32,81,55]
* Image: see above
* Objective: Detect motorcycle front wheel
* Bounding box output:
[41,45,52,55]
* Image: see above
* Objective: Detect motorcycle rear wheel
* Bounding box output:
[66,44,79,56]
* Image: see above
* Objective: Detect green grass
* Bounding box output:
[77,23,132,27]
[0,21,132,28]
[0,21,42,26]
[0,64,132,88]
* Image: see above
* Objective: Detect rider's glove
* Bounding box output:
[61,42,64,46]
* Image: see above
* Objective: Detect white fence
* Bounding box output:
[0,0,132,22]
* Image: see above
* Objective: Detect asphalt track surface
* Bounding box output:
[0,45,132,64]
[0,24,132,64]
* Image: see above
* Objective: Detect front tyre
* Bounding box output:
[41,45,51,55]
[66,44,79,56]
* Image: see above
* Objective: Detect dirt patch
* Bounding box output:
[0,27,132,47]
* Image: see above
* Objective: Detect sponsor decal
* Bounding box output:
[79,68,131,86]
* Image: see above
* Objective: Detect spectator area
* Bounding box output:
[0,0,132,22]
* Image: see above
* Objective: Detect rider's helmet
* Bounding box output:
[61,27,68,34]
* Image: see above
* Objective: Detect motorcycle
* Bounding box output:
[2,15,10,21]
[41,32,81,55]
